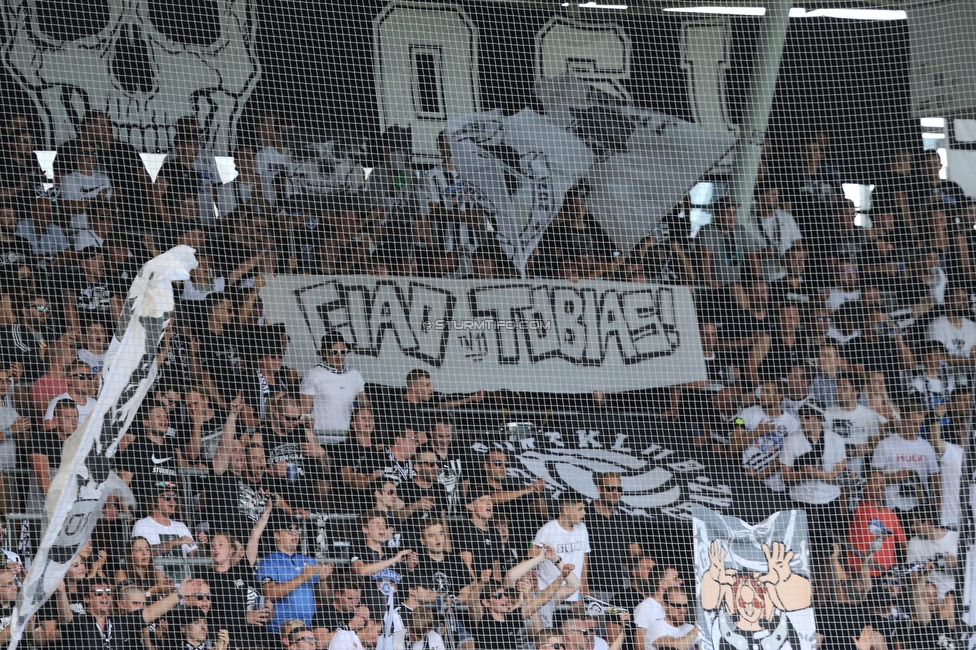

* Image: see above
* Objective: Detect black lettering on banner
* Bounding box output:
[293,279,687,371]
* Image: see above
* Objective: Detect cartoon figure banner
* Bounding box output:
[693,506,817,650]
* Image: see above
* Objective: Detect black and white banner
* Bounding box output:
[447,76,737,273]
[9,247,198,650]
[261,274,705,392]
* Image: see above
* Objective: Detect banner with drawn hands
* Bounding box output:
[693,506,817,650]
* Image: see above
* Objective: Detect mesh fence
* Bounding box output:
[0,2,972,650]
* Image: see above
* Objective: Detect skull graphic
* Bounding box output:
[1,0,260,154]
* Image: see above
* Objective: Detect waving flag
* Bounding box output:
[8,246,198,650]
[447,76,736,274]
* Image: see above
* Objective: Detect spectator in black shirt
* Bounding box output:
[428,414,469,516]
[336,407,386,512]
[59,245,124,330]
[480,448,547,547]
[174,606,231,650]
[117,400,183,508]
[209,395,282,537]
[394,369,485,427]
[77,112,154,230]
[191,294,244,411]
[586,472,645,600]
[417,520,480,599]
[1,293,60,383]
[758,304,812,382]
[382,426,420,489]
[349,510,418,614]
[454,489,503,581]
[0,115,39,206]
[180,385,230,465]
[311,577,372,647]
[24,400,74,511]
[843,308,915,386]
[913,150,968,214]
[242,335,297,426]
[414,520,480,650]
[771,246,816,309]
[471,552,582,650]
[200,528,274,649]
[0,202,32,284]
[254,393,327,512]
[400,447,445,524]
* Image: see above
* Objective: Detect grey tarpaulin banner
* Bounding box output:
[261,274,706,392]
[9,246,198,650]
[692,506,817,650]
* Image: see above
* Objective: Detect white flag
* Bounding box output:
[447,76,736,272]
[447,108,594,276]
[8,246,198,650]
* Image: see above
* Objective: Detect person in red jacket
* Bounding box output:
[847,471,907,575]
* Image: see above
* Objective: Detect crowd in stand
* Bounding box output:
[0,106,975,650]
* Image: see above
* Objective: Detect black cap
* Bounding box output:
[320,330,347,351]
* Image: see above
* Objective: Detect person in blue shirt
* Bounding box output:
[255,511,334,633]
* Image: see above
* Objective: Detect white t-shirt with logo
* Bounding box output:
[780,429,846,505]
[928,316,976,359]
[823,404,882,478]
[533,519,590,600]
[738,408,798,493]
[300,365,365,430]
[871,434,940,511]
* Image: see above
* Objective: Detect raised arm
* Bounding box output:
[213,392,244,476]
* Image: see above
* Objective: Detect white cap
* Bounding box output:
[328,630,364,650]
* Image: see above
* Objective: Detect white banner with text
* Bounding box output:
[261,275,705,392]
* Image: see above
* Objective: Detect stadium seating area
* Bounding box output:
[0,106,974,650]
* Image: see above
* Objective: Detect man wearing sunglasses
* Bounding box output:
[43,361,97,426]
[60,577,208,649]
[300,331,367,436]
[644,587,697,650]
[255,393,326,512]
[130,482,198,581]
[585,472,646,602]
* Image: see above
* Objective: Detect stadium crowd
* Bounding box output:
[0,107,974,650]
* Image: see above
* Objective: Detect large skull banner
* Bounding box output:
[1,0,260,153]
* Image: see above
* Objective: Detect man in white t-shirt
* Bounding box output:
[928,288,976,364]
[43,361,97,426]
[822,374,882,477]
[871,402,941,513]
[645,587,698,650]
[532,491,590,602]
[735,382,800,495]
[635,564,684,649]
[130,482,199,564]
[300,331,367,434]
[780,407,846,549]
